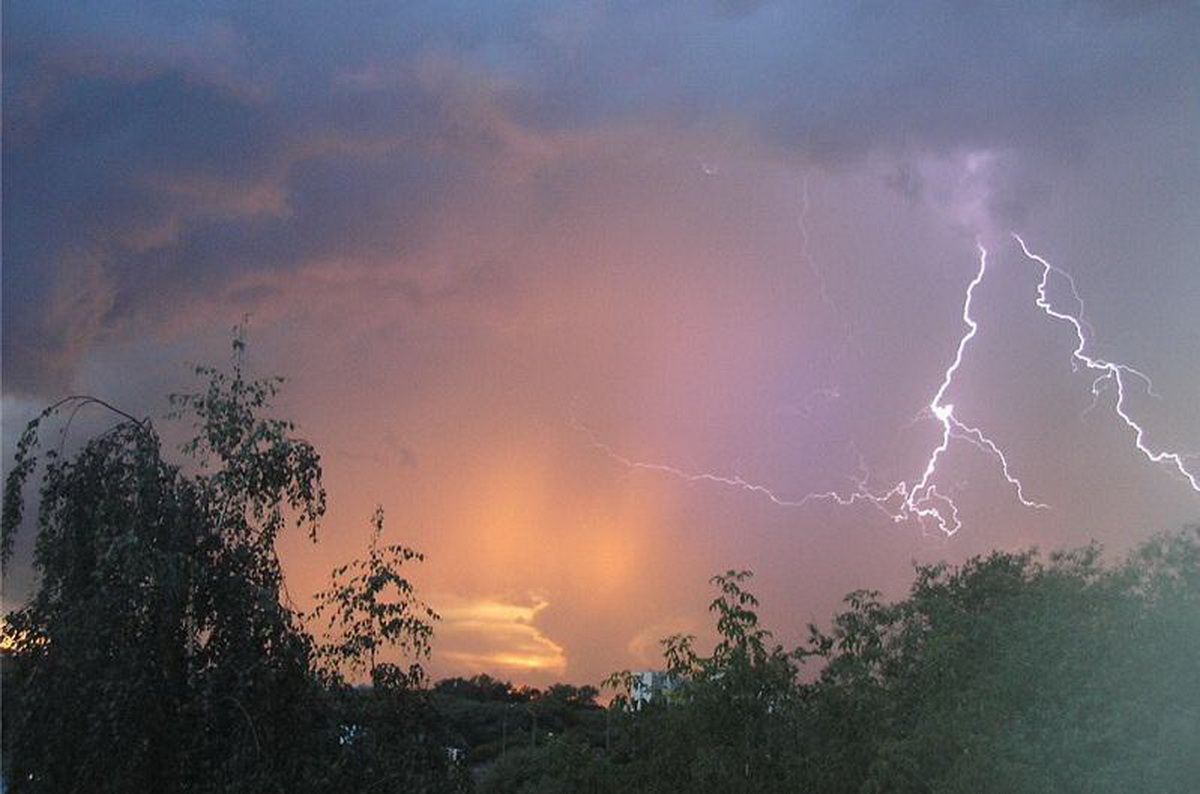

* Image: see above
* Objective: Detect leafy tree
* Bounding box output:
[311,505,438,689]
[3,338,327,792]
[594,571,805,793]
[479,734,613,794]
[429,677,607,773]
[796,531,1200,793]
[306,507,464,793]
[1,335,461,793]
[508,531,1200,793]
[435,673,531,703]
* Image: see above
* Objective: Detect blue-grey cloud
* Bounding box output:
[4,0,1198,394]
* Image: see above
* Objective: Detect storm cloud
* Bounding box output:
[4,1,1198,685]
[6,1,1197,393]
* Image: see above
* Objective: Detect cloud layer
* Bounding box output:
[7,1,1198,393]
[5,1,1199,684]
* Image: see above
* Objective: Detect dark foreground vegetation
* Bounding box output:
[3,342,1198,792]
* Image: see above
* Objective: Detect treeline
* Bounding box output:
[432,676,605,767]
[480,534,1200,792]
[3,343,1198,792]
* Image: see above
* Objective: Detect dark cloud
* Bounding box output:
[4,0,1198,394]
[4,1,1199,689]
[2,5,532,394]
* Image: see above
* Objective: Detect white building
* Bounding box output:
[630,670,679,709]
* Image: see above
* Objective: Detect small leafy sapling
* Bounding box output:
[311,506,439,690]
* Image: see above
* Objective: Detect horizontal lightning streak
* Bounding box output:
[576,242,1047,536]
[570,415,813,507]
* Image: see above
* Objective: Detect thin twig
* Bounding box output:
[226,695,263,759]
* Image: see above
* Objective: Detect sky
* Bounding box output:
[4,1,1199,687]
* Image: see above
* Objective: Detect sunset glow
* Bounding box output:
[438,596,567,676]
[4,2,1198,692]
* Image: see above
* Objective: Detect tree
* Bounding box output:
[1,334,461,793]
[434,673,530,703]
[311,505,438,689]
[796,530,1200,793]
[512,531,1200,793]
[598,571,805,793]
[2,336,328,792]
[306,508,463,793]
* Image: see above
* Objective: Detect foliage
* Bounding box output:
[503,530,1200,793]
[795,531,1200,793]
[311,505,438,689]
[1,335,460,793]
[598,571,805,793]
[478,735,612,794]
[306,507,459,792]
[435,673,539,703]
[430,676,605,771]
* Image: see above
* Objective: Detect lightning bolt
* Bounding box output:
[570,415,813,508]
[797,175,861,362]
[853,241,1047,534]
[1013,234,1200,492]
[577,242,1047,535]
[798,175,834,315]
[784,176,858,423]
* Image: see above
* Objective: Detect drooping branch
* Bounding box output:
[42,394,148,429]
[2,394,151,566]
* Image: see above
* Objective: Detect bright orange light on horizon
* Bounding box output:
[436,595,567,678]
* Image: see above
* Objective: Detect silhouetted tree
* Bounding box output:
[1,334,463,793]
[500,531,1200,793]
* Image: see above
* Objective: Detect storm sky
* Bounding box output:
[4,1,1199,685]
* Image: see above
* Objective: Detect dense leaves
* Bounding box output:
[592,571,805,794]
[491,532,1200,793]
[430,676,606,773]
[793,537,1200,793]
[1,337,461,793]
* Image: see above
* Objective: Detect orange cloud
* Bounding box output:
[435,594,567,678]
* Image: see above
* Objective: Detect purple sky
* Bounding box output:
[4,1,1199,685]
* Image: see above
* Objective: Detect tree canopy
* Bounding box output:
[488,531,1200,793]
[1,336,462,793]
